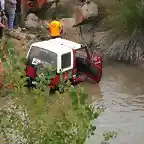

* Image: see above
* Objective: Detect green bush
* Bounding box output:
[110,0,144,34]
[0,38,117,144]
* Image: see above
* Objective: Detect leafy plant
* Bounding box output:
[110,0,144,34]
[103,131,118,141]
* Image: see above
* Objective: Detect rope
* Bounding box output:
[22,33,38,49]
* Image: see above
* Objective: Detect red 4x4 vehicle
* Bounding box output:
[25,38,102,91]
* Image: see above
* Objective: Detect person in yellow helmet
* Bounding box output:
[48,14,63,39]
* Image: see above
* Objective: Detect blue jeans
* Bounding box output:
[7,8,16,30]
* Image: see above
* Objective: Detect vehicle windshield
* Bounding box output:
[27,46,57,70]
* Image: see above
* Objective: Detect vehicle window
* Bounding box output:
[61,52,71,69]
[27,46,57,70]
[76,49,86,58]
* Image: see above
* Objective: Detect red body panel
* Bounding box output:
[49,71,70,88]
[26,65,36,79]
[26,67,72,88]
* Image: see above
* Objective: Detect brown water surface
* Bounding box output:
[86,61,144,144]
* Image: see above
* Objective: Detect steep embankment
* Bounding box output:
[3,0,144,65]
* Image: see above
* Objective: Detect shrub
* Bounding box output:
[110,0,144,35]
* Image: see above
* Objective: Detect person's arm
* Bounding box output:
[48,23,51,33]
[2,14,8,27]
[0,23,5,28]
[59,22,63,34]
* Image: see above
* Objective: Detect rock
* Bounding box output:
[26,13,38,21]
[25,13,39,31]
[60,18,81,42]
[15,27,22,33]
[25,13,48,33]
[22,28,26,31]
[6,30,26,40]
[73,1,98,26]
[25,20,39,31]
[18,33,27,40]
[81,1,98,18]
[26,34,36,40]
[60,17,109,47]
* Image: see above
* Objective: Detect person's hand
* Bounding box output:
[48,28,51,33]
[0,23,5,28]
[3,15,8,21]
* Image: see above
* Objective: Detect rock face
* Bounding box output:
[73,1,98,26]
[106,31,144,63]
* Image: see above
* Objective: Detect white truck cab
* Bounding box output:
[26,38,82,73]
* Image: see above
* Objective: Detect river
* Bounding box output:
[83,61,144,144]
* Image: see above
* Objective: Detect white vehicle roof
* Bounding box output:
[30,38,82,54]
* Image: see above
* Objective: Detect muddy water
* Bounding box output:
[84,61,144,144]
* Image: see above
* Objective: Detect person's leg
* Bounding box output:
[8,8,16,30]
[14,13,17,27]
[9,15,15,30]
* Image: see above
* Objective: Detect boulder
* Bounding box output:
[25,13,40,31]
[81,1,98,19]
[73,1,98,26]
[26,13,38,21]
[60,18,82,42]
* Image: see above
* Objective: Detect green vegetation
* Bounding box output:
[93,0,144,62]
[0,39,117,143]
[106,0,144,35]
